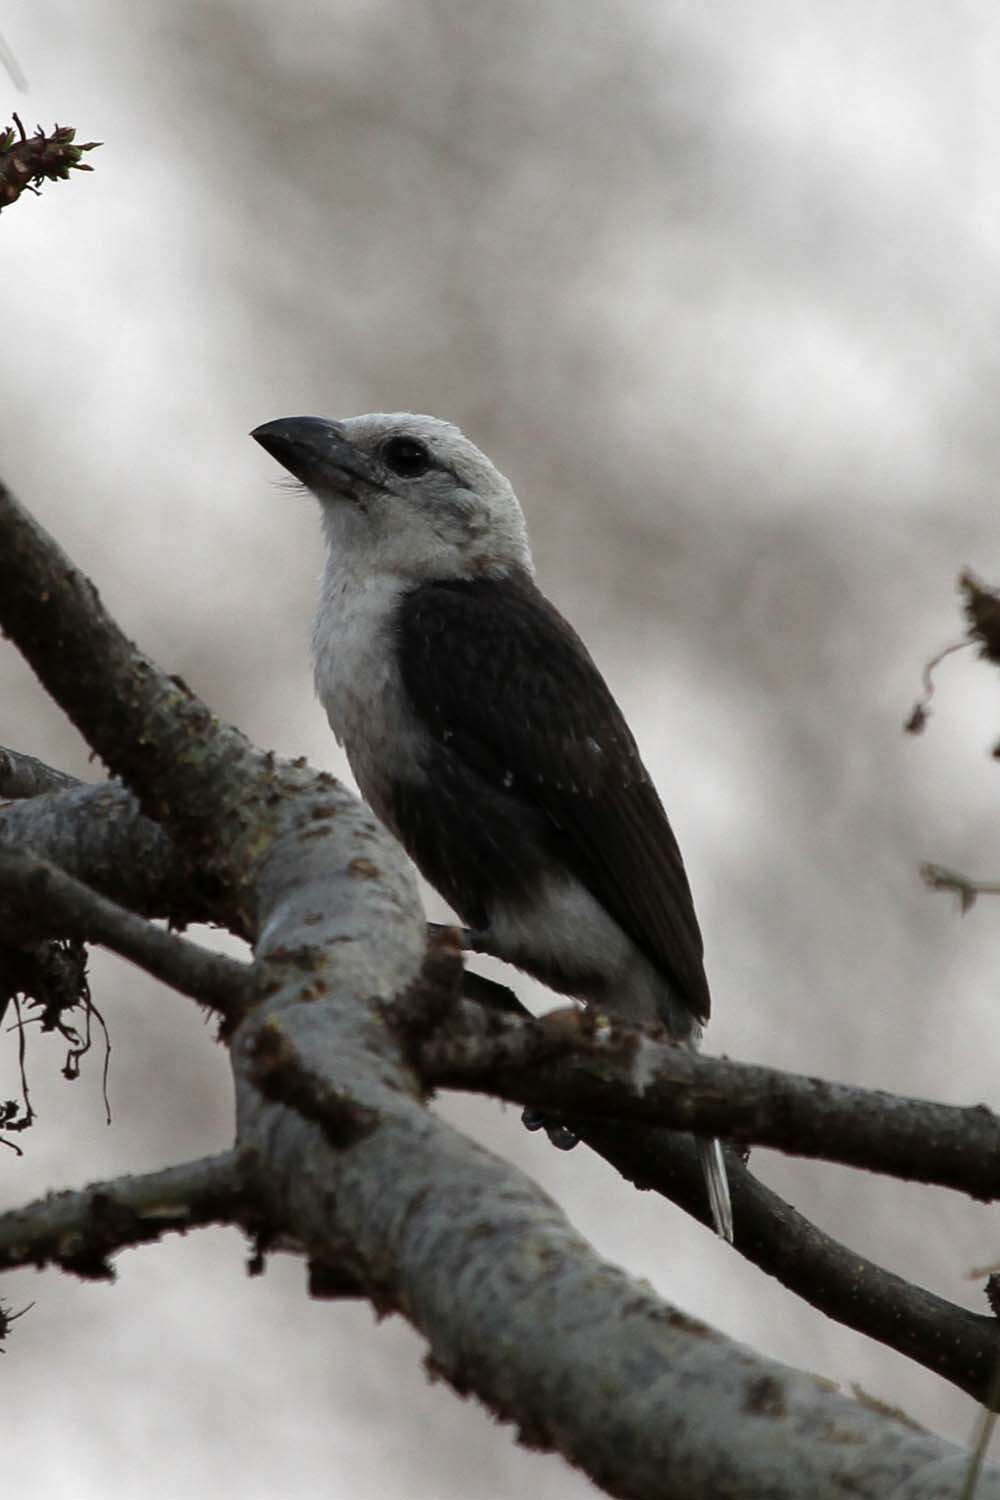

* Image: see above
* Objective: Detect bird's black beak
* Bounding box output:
[251,416,383,501]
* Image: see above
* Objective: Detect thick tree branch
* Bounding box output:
[0,849,252,1016]
[0,779,216,929]
[0,1152,250,1278]
[0,474,364,946]
[417,1001,1000,1200]
[229,843,1000,1496]
[414,995,1000,1402]
[0,471,248,842]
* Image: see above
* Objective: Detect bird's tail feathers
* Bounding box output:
[697,1136,733,1244]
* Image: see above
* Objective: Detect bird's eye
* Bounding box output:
[381,436,431,478]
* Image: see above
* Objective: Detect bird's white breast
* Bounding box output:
[312,561,427,824]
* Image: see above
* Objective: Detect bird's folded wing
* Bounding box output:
[396,572,710,1023]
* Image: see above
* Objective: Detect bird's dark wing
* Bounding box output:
[395,571,710,1022]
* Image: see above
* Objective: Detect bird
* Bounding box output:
[251,412,733,1242]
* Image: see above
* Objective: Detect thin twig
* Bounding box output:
[904,639,970,734]
[922,862,1000,914]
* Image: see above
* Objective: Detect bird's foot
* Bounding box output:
[521,1107,578,1151]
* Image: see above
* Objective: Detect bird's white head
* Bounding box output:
[252,412,533,583]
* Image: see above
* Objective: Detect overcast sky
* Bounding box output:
[5,3,1000,1495]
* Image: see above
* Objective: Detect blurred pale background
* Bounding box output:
[4,2,1000,1494]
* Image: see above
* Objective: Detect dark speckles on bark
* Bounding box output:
[743,1374,787,1419]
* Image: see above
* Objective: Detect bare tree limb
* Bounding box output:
[414,992,1000,1402]
[580,1118,1000,1407]
[416,1000,1000,1200]
[0,849,251,1016]
[0,472,355,943]
[0,779,214,929]
[231,846,999,1497]
[0,1152,250,1278]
